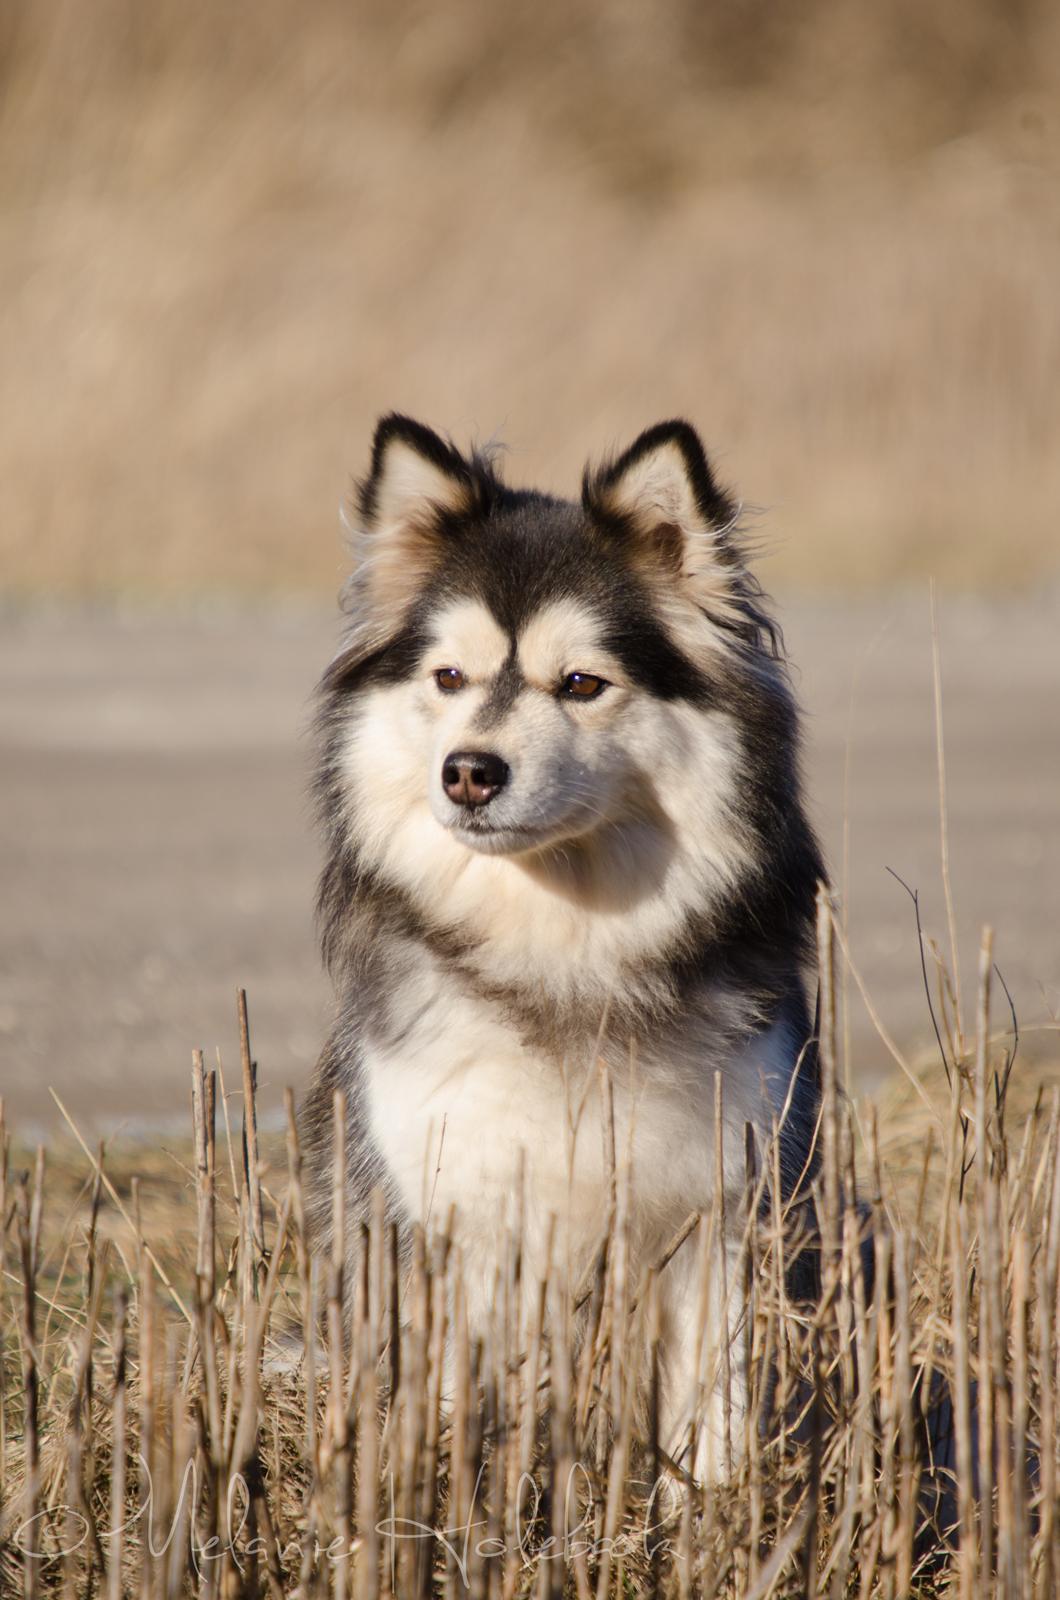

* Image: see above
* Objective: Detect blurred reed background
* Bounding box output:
[2,0,1059,597]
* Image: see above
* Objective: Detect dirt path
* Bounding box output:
[1,593,1057,1135]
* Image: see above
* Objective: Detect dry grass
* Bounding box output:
[2,1,1060,597]
[2,919,1057,1598]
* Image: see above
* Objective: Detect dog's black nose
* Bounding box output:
[441,751,510,808]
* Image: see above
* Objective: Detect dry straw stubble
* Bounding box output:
[0,923,1055,1598]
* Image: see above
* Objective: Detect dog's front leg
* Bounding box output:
[657,1232,748,1487]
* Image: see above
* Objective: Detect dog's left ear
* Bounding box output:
[584,422,778,651]
[583,420,743,592]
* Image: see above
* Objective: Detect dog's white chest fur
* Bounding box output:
[362,967,787,1317]
[362,978,789,1476]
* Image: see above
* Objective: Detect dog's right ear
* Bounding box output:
[328,417,482,690]
[359,414,475,541]
[353,413,476,613]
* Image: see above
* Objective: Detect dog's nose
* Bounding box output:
[441,751,510,808]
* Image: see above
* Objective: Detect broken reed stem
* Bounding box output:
[238,987,267,1296]
[192,1049,216,1302]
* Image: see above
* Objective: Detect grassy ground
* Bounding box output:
[2,1,1060,597]
[2,931,1058,1597]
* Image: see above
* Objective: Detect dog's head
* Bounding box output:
[322,414,794,882]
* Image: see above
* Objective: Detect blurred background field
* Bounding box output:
[2,0,1060,595]
[0,1,1058,1133]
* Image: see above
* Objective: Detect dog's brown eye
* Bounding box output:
[561,672,607,700]
[434,668,465,693]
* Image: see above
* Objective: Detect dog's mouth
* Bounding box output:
[444,813,552,854]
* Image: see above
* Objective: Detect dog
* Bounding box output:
[301,414,825,1478]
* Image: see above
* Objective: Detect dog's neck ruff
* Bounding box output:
[321,817,794,1066]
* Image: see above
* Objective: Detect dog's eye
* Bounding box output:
[560,672,608,700]
[434,668,465,693]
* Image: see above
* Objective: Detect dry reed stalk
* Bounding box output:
[848,1188,876,1593]
[594,1284,637,1600]
[801,1335,824,1600]
[930,581,965,1058]
[107,1287,128,1600]
[437,1251,461,1600]
[873,1220,895,1600]
[191,1051,217,1304]
[284,1086,317,1466]
[138,1251,156,1600]
[574,1240,607,1440]
[742,1131,764,1595]
[950,1202,977,1599]
[191,1270,220,1600]
[546,1273,573,1600]
[238,989,266,1299]
[16,1168,41,1600]
[325,1089,352,1600]
[214,1049,241,1218]
[975,927,997,1585]
[816,886,841,1268]
[892,1228,919,1594]
[297,1259,325,1600]
[692,1186,720,1551]
[609,1159,631,1426]
[369,1187,386,1382]
[219,1221,241,1472]
[391,1226,423,1600]
[1009,1228,1030,1594]
[63,1246,109,1595]
[82,1143,105,1445]
[1034,1118,1060,1596]
[712,1071,733,1481]
[162,1344,194,1600]
[842,1128,869,1527]
[352,1316,378,1600]
[218,1171,289,1598]
[500,1201,525,1600]
[1034,1251,1056,1599]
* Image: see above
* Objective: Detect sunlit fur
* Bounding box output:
[302,414,825,1480]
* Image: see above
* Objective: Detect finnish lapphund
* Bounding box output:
[302,415,825,1479]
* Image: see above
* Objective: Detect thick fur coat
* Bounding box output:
[301,415,824,1475]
